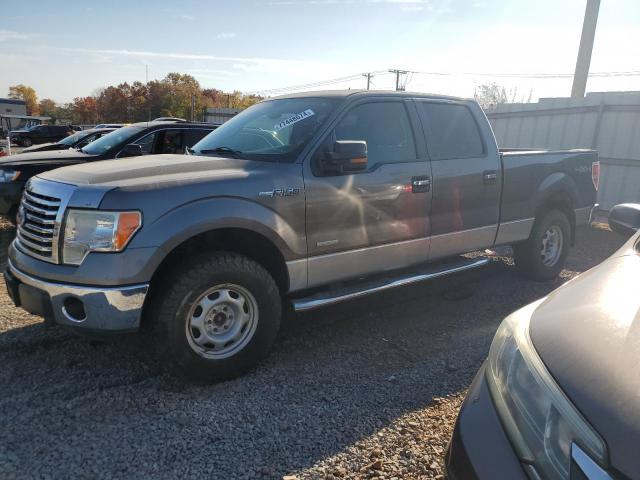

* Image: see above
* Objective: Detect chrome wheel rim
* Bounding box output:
[540,225,563,267]
[185,284,258,359]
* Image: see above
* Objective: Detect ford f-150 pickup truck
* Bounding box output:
[4,91,597,381]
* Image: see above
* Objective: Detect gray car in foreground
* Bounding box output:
[4,90,597,381]
[446,204,640,479]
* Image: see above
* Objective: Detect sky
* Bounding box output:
[0,0,638,103]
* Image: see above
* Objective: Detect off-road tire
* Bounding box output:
[513,209,571,281]
[150,252,281,382]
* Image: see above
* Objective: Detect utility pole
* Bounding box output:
[571,0,601,98]
[363,73,373,90]
[389,69,409,91]
[145,64,150,123]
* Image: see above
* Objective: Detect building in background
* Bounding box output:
[0,98,27,116]
[486,91,640,216]
[205,108,241,124]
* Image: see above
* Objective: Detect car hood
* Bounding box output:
[529,235,640,478]
[39,154,265,188]
[0,148,91,167]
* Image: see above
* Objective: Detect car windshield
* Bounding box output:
[81,126,143,155]
[191,97,340,162]
[58,131,86,146]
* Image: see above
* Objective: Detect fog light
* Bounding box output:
[63,297,86,322]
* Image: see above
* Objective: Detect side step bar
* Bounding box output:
[291,257,490,312]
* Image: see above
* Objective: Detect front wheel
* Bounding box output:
[20,138,32,147]
[513,210,571,281]
[151,252,281,382]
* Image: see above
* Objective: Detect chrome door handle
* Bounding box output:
[483,170,498,184]
[412,176,431,193]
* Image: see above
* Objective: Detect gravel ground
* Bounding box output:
[0,221,625,479]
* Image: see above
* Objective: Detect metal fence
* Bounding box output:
[486,92,640,213]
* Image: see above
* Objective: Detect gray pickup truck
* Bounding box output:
[4,91,597,381]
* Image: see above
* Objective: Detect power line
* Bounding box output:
[252,72,388,96]
[252,69,640,97]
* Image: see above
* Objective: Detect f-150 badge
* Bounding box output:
[259,188,300,198]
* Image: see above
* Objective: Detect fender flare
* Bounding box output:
[130,197,305,263]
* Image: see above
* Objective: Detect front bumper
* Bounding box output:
[445,364,528,479]
[5,260,148,333]
[0,181,24,215]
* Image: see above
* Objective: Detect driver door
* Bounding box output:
[303,99,432,287]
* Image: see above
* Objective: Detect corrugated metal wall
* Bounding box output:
[486,92,640,212]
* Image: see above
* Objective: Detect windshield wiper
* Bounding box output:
[199,146,245,159]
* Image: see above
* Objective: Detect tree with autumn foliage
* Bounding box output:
[7,73,263,124]
[8,84,39,115]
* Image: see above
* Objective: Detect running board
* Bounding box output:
[291,257,490,312]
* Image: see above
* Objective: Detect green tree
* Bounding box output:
[8,84,39,115]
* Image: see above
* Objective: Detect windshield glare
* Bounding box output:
[192,97,340,162]
[81,126,142,155]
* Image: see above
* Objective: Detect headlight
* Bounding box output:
[486,301,607,479]
[62,210,142,265]
[0,169,20,182]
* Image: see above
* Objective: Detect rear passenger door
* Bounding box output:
[415,101,501,260]
[304,99,432,287]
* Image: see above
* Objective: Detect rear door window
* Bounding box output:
[417,102,484,160]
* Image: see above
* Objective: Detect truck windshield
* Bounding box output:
[81,126,143,155]
[191,97,340,162]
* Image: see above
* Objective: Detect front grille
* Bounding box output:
[16,189,61,262]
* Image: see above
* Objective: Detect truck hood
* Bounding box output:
[39,154,262,188]
[529,235,640,478]
[0,148,92,167]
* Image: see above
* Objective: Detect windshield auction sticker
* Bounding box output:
[274,109,315,131]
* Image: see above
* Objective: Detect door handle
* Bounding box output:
[483,170,498,185]
[412,176,431,193]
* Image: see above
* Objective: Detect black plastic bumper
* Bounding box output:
[445,364,528,480]
[0,181,23,215]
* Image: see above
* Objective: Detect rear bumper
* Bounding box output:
[0,182,24,215]
[445,364,528,479]
[5,260,148,333]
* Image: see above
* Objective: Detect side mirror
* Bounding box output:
[119,144,143,158]
[608,203,640,237]
[318,140,368,175]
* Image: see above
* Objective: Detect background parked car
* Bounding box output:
[20,127,116,153]
[0,121,218,218]
[9,124,75,147]
[445,203,640,480]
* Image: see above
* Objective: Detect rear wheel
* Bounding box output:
[151,252,281,382]
[514,210,571,281]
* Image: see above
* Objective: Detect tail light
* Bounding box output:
[592,161,600,191]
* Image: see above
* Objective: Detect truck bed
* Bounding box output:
[499,148,597,225]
